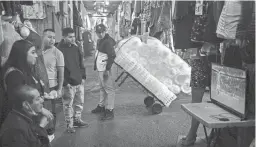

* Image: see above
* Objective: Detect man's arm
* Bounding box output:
[77,47,86,79]
[56,49,65,91]
[105,40,116,71]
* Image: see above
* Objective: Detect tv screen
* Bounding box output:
[210,64,247,118]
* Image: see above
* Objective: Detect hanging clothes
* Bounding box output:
[157,1,172,31]
[123,2,131,21]
[203,2,224,44]
[73,2,82,27]
[173,1,200,49]
[0,18,3,46]
[22,1,46,19]
[131,18,141,35]
[134,0,142,15]
[53,13,62,43]
[216,1,251,40]
[82,31,93,57]
[0,22,22,66]
[44,1,60,13]
[235,1,255,39]
[1,1,22,17]
[149,5,162,36]
[212,1,224,25]
[80,2,88,29]
[60,1,68,16]
[190,1,209,43]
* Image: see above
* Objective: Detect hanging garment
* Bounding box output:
[0,17,3,46]
[142,1,151,22]
[0,2,4,15]
[212,1,224,25]
[73,2,83,27]
[134,0,142,14]
[190,1,209,43]
[123,2,131,21]
[149,6,162,36]
[131,18,141,35]
[60,1,68,16]
[80,2,88,28]
[173,1,190,20]
[0,22,22,66]
[203,2,224,44]
[53,13,62,43]
[44,1,60,13]
[216,1,251,40]
[2,1,22,16]
[236,1,255,39]
[173,1,200,49]
[157,1,172,31]
[82,31,93,57]
[22,1,46,19]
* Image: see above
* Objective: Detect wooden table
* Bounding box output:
[181,103,255,147]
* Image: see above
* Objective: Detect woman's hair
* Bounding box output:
[3,40,35,76]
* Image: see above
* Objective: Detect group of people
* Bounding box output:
[0,21,117,147]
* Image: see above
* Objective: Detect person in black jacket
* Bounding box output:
[91,24,117,121]
[57,28,88,133]
[0,85,50,147]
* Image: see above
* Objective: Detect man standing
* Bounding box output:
[91,24,116,121]
[58,28,87,133]
[42,29,65,136]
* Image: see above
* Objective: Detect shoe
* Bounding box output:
[181,136,197,146]
[101,109,114,121]
[66,125,76,133]
[91,105,105,114]
[73,119,89,128]
[48,134,55,142]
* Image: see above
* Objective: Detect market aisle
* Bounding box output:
[51,55,210,147]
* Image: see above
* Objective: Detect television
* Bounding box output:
[210,63,247,120]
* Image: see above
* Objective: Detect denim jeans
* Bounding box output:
[44,86,57,135]
[62,83,84,127]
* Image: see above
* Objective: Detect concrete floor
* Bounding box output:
[51,56,211,147]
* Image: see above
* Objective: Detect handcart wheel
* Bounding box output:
[152,103,163,114]
[144,96,155,107]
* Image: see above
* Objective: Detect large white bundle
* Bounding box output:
[115,36,191,106]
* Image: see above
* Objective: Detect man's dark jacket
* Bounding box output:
[57,40,86,86]
[0,110,50,147]
[94,34,116,71]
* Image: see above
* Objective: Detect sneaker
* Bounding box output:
[91,105,105,114]
[66,125,76,133]
[101,109,114,121]
[73,119,89,128]
[48,134,55,142]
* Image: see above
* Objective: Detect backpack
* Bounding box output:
[0,67,23,127]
